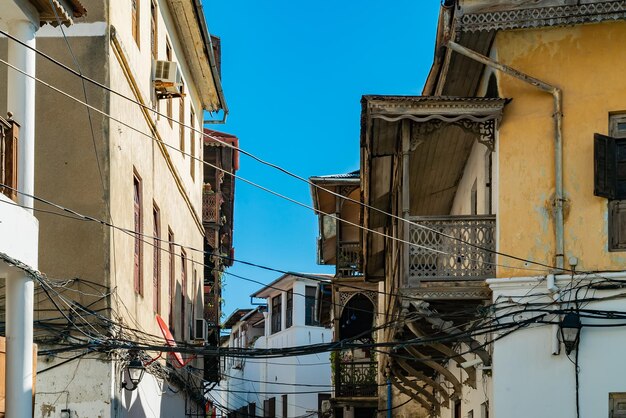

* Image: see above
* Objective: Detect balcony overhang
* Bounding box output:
[310,172,360,267]
[360,96,507,279]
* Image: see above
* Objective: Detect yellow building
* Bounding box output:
[358,1,626,417]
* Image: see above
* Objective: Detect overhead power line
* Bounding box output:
[0,28,566,274]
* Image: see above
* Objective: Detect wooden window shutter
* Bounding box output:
[133,175,142,295]
[609,201,626,251]
[616,140,626,199]
[594,133,616,199]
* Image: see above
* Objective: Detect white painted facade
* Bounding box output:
[213,275,333,418]
[488,273,626,418]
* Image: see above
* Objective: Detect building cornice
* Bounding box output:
[458,1,626,33]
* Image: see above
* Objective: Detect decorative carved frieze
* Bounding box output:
[459,1,626,33]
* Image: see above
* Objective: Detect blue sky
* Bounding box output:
[203,1,441,319]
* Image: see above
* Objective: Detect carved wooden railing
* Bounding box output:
[335,360,378,397]
[202,188,221,224]
[0,114,18,201]
[408,215,495,283]
[337,241,362,277]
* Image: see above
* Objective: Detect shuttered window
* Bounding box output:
[190,108,195,180]
[153,204,160,313]
[166,40,173,127]
[168,229,175,331]
[596,114,626,251]
[271,295,281,334]
[131,0,140,47]
[133,173,143,295]
[285,289,293,328]
[180,250,187,340]
[150,0,158,59]
[264,397,275,418]
[610,393,626,418]
[179,82,185,154]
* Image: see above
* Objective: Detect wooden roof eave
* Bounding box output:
[165,0,226,112]
[31,0,86,26]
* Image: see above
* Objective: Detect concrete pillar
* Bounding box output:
[5,272,34,418]
[5,18,37,418]
[7,18,36,212]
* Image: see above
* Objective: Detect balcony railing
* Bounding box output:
[337,241,362,277]
[408,215,495,283]
[202,188,221,224]
[0,115,18,202]
[335,360,377,398]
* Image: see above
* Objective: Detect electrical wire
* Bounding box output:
[0,27,568,275]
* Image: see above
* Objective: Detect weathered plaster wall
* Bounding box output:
[107,0,206,358]
[495,21,626,276]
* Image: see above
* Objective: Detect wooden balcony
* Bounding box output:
[407,215,495,285]
[0,115,18,202]
[335,360,377,398]
[337,241,362,278]
[202,188,221,224]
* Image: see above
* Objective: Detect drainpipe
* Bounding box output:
[447,41,565,270]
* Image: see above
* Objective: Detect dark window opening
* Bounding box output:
[271,295,282,334]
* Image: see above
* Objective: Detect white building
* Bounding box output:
[2,0,226,416]
[212,273,333,418]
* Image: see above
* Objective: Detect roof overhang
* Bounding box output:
[360,95,507,280]
[166,0,227,113]
[310,173,360,266]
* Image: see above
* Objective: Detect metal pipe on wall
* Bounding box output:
[447,41,565,270]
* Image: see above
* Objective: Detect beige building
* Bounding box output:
[2,0,226,416]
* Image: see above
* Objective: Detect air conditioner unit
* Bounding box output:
[321,400,331,414]
[192,318,207,342]
[152,60,183,99]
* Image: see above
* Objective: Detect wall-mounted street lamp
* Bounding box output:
[122,358,145,391]
[559,311,582,355]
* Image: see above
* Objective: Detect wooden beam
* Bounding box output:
[395,358,450,404]
[405,345,463,397]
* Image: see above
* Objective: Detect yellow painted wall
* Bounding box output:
[495,21,626,276]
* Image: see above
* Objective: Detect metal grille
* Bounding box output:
[337,242,362,277]
[408,215,495,283]
[336,361,377,397]
[202,190,221,223]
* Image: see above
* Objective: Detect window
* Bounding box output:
[153,204,161,313]
[133,172,143,295]
[468,410,474,418]
[150,0,158,59]
[471,179,478,215]
[481,402,489,418]
[305,286,319,326]
[180,250,187,340]
[190,108,196,179]
[248,403,256,417]
[282,394,287,418]
[131,0,140,47]
[610,393,626,418]
[595,114,626,251]
[179,81,185,155]
[166,39,173,127]
[168,229,175,330]
[264,397,275,418]
[285,289,293,328]
[271,295,282,334]
[485,151,493,214]
[454,400,461,418]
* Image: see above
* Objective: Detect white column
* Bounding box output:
[7,19,36,211]
[5,18,37,418]
[5,272,34,418]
